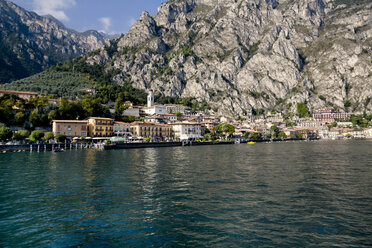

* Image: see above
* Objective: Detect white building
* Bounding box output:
[171,122,203,140]
[142,105,167,115]
[113,122,133,137]
[364,129,372,138]
[297,121,326,128]
[336,122,353,128]
[161,113,178,122]
[144,115,165,124]
[165,104,185,114]
[142,90,167,115]
[318,129,341,140]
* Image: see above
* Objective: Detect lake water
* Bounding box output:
[0,140,371,247]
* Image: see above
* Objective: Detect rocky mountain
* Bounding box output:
[5,0,371,116]
[81,0,370,116]
[0,0,107,83]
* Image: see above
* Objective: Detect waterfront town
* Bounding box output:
[0,89,372,146]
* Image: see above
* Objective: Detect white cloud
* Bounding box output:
[99,17,112,33]
[32,0,76,21]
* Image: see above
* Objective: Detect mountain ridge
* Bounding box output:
[0,0,108,83]
[4,0,372,116]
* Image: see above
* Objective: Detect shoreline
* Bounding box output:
[6,137,371,154]
[0,138,319,153]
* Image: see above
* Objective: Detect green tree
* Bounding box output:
[215,123,235,139]
[176,112,183,121]
[297,102,309,117]
[285,120,295,127]
[44,132,55,141]
[248,132,262,140]
[328,122,337,128]
[29,109,40,127]
[296,133,303,139]
[29,130,45,142]
[204,133,212,140]
[13,130,30,141]
[344,100,351,108]
[56,134,67,143]
[278,131,287,139]
[0,126,13,142]
[115,97,124,118]
[270,125,280,138]
[48,110,58,122]
[14,112,26,125]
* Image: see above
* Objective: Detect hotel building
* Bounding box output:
[87,117,114,137]
[130,122,173,141]
[52,120,88,138]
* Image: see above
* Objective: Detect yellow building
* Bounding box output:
[87,117,114,137]
[52,120,88,138]
[130,122,173,141]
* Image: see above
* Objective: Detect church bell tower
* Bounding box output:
[147,89,154,107]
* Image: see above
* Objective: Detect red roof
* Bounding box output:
[114,121,130,125]
[0,90,38,95]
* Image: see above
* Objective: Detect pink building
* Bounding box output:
[313,108,350,122]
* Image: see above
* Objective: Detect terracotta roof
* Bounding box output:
[171,122,201,125]
[88,117,114,120]
[0,90,38,95]
[114,121,130,125]
[130,122,171,127]
[52,120,88,123]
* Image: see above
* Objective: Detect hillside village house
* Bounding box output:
[52,120,88,138]
[144,116,165,124]
[297,120,326,128]
[171,122,203,140]
[130,122,173,141]
[313,107,350,122]
[201,121,218,130]
[161,113,178,122]
[0,90,38,100]
[88,117,114,137]
[165,104,186,114]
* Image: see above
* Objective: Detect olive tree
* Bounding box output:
[29,130,45,142]
[0,126,13,143]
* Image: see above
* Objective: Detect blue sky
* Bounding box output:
[10,0,166,34]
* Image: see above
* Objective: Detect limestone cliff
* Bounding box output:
[16,0,372,115]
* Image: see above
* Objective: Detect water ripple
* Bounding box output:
[0,140,371,247]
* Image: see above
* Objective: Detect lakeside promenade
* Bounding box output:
[0,138,314,153]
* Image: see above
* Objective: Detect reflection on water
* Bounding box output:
[0,140,371,247]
